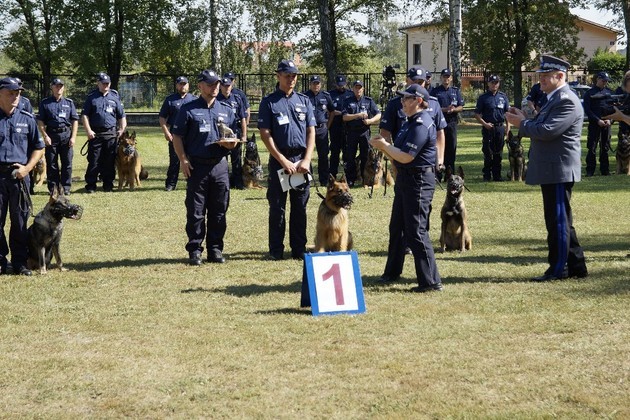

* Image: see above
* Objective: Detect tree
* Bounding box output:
[588,0,630,69]
[449,0,462,87]
[587,47,626,81]
[463,0,586,105]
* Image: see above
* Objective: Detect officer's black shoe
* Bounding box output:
[531,273,567,282]
[0,263,8,275]
[207,250,226,264]
[377,274,400,284]
[291,251,305,260]
[482,176,491,182]
[85,189,96,194]
[15,266,32,276]
[165,185,175,192]
[64,190,71,196]
[569,270,588,279]
[103,188,113,193]
[586,172,594,177]
[493,177,504,182]
[411,283,443,293]
[404,247,412,255]
[601,172,611,176]
[188,252,202,266]
[267,253,284,261]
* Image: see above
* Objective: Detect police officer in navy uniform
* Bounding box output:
[223,72,251,125]
[474,74,510,181]
[328,75,352,178]
[342,80,381,186]
[171,69,236,266]
[218,77,247,189]
[370,84,442,292]
[37,78,79,195]
[81,72,127,193]
[303,75,335,185]
[0,77,46,276]
[526,82,547,116]
[159,76,197,191]
[12,78,34,114]
[258,59,316,260]
[583,71,613,176]
[431,68,464,177]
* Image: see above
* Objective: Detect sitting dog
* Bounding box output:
[314,174,354,252]
[617,132,630,175]
[116,131,148,190]
[29,156,47,194]
[439,166,472,252]
[363,146,394,188]
[242,133,264,189]
[507,131,527,181]
[27,187,83,274]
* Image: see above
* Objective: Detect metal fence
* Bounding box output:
[3,68,618,113]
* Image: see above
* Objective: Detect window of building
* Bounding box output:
[413,44,421,65]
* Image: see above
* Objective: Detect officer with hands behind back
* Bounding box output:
[303,75,335,185]
[258,59,316,261]
[583,71,613,176]
[0,77,45,276]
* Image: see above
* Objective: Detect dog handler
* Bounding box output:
[171,69,236,266]
[37,78,79,195]
[506,55,588,281]
[0,77,45,276]
[369,84,443,293]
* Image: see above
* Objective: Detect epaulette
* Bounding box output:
[429,95,438,101]
[19,109,35,118]
[364,96,374,101]
[109,89,120,97]
[65,97,74,103]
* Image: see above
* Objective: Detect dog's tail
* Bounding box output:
[140,166,149,180]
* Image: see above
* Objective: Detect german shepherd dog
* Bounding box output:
[507,131,527,181]
[242,133,264,189]
[363,146,394,188]
[314,174,354,252]
[439,166,472,252]
[27,187,83,274]
[29,156,47,194]
[617,132,630,175]
[116,130,148,190]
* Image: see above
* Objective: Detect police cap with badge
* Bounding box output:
[0,77,25,91]
[536,55,570,73]
[276,59,299,74]
[397,84,429,101]
[407,67,428,82]
[198,69,220,84]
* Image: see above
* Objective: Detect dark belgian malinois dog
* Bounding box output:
[617,132,630,175]
[439,166,472,252]
[27,187,83,274]
[314,174,354,252]
[242,133,264,189]
[507,131,527,181]
[363,146,394,189]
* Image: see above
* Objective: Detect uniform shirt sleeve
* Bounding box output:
[379,99,398,131]
[398,122,428,158]
[115,98,126,119]
[37,99,49,122]
[170,104,189,138]
[474,95,483,114]
[81,95,93,117]
[158,96,170,119]
[69,100,79,121]
[369,99,381,117]
[257,96,272,130]
[457,89,465,107]
[305,97,316,127]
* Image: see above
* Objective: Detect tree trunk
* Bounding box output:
[210,0,219,69]
[318,0,337,90]
[110,0,124,90]
[624,0,630,70]
[449,0,462,87]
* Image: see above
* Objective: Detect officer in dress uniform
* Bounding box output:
[303,75,335,185]
[159,76,197,191]
[583,71,613,176]
[328,75,353,178]
[526,82,547,116]
[81,72,126,193]
[474,74,511,181]
[506,55,588,281]
[258,59,316,261]
[0,77,46,276]
[431,68,464,176]
[370,84,442,292]
[223,72,251,125]
[171,69,237,266]
[218,76,248,189]
[37,78,79,195]
[341,80,381,186]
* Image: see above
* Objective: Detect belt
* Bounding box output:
[491,122,504,127]
[47,126,70,133]
[316,123,327,128]
[402,166,435,175]
[189,156,224,166]
[93,127,115,133]
[279,148,305,158]
[0,163,16,174]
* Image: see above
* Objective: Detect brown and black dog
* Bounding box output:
[314,174,354,252]
[617,132,630,175]
[29,156,47,194]
[439,166,472,252]
[116,130,148,190]
[363,146,394,189]
[242,133,264,189]
[27,187,83,274]
[507,131,527,181]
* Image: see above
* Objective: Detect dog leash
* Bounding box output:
[17,177,34,217]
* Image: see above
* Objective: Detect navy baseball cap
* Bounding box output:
[220,77,232,86]
[335,75,347,86]
[441,68,451,76]
[353,80,364,87]
[309,75,321,83]
[198,69,220,84]
[276,59,299,74]
[597,71,611,81]
[176,76,189,84]
[426,70,432,78]
[407,67,427,82]
[488,74,501,83]
[397,84,429,100]
[51,78,64,86]
[223,72,236,80]
[97,72,110,83]
[537,55,570,73]
[0,77,24,91]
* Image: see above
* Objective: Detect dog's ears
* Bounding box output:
[131,131,136,140]
[339,174,347,184]
[457,166,465,179]
[445,166,453,178]
[328,174,336,188]
[508,130,513,140]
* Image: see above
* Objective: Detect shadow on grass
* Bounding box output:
[67,257,184,271]
[254,308,312,315]
[208,281,302,297]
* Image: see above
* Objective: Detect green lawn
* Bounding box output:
[0,124,628,418]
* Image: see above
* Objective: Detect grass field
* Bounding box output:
[0,123,628,418]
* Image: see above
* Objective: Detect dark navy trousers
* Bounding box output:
[384,168,441,287]
[541,183,587,278]
[314,124,330,185]
[165,141,180,188]
[329,124,345,178]
[345,128,370,184]
[85,130,117,191]
[0,173,30,269]
[46,133,73,193]
[266,157,309,257]
[586,122,610,175]
[481,125,504,180]
[184,158,230,255]
[444,121,458,174]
